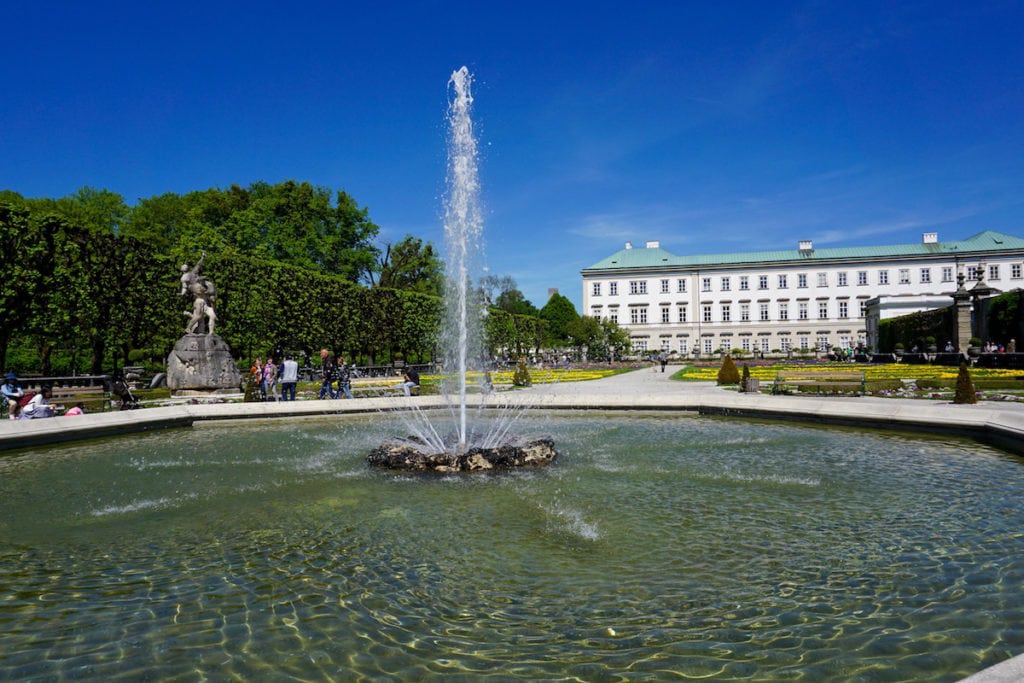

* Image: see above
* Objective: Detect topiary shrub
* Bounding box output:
[512,357,532,387]
[741,363,751,391]
[953,362,977,404]
[717,355,740,385]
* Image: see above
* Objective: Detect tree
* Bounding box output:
[369,235,443,296]
[717,355,740,385]
[566,316,602,359]
[0,204,56,371]
[954,363,977,404]
[539,293,579,345]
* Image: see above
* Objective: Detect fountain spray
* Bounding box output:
[443,66,483,451]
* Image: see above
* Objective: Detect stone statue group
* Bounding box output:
[180,253,217,335]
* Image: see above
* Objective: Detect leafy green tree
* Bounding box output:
[370,235,444,296]
[0,204,58,371]
[601,318,631,361]
[566,316,603,359]
[539,293,579,345]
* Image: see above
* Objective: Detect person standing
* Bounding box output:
[2,372,24,419]
[318,349,336,399]
[335,355,354,399]
[263,357,278,401]
[251,357,265,400]
[659,351,668,373]
[280,354,299,401]
[1008,339,1017,353]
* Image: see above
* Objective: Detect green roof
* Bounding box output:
[582,230,1024,272]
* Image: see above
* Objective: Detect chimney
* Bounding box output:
[798,240,813,252]
[625,241,633,250]
[645,240,660,249]
[922,232,938,244]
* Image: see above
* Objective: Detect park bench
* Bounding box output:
[772,370,866,397]
[49,385,112,412]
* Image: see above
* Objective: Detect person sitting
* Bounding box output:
[19,386,59,419]
[2,372,24,419]
[65,402,85,416]
[398,367,420,396]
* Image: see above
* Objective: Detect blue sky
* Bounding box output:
[3,2,1023,311]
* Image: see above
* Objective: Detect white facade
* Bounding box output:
[581,232,1024,356]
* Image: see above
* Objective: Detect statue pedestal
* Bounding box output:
[167,334,242,393]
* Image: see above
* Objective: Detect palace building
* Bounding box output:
[580,230,1024,356]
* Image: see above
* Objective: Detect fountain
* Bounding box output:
[367,67,556,472]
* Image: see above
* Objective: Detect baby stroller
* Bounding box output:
[111,373,140,410]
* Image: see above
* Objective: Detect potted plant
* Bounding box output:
[968,337,982,357]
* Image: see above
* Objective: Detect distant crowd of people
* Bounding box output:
[249,350,420,401]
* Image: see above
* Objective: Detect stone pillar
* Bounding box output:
[952,274,973,353]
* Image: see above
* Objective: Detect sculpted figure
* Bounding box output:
[180,253,218,335]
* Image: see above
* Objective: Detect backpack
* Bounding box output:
[17,391,36,408]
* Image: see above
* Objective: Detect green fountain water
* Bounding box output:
[1,413,1021,680]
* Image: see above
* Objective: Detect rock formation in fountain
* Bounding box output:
[368,437,557,473]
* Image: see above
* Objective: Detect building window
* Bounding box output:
[677,278,687,293]
[609,310,618,323]
[703,339,713,354]
[990,265,1000,281]
[817,336,829,351]
[942,267,954,282]
[878,270,889,285]
[761,338,769,353]
[661,306,670,323]
[609,282,618,296]
[778,302,788,320]
[661,339,670,352]
[838,301,849,319]
[702,277,712,292]
[758,275,768,290]
[759,303,769,321]
[740,303,750,321]
[899,269,910,284]
[721,304,731,322]
[920,268,931,284]
[967,266,981,281]
[591,306,601,318]
[1013,264,1022,279]
[630,307,649,324]
[739,276,749,291]
[818,301,828,319]
[858,271,868,286]
[592,282,601,296]
[798,273,808,288]
[799,336,809,351]
[634,340,647,352]
[629,280,647,295]
[679,339,688,354]
[702,305,713,323]
[721,276,730,291]
[837,272,848,287]
[778,274,788,289]
[839,335,851,349]
[677,305,687,323]
[781,338,791,352]
[798,302,808,320]
[660,279,670,294]
[817,272,827,287]
[741,338,750,351]
[860,300,868,316]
